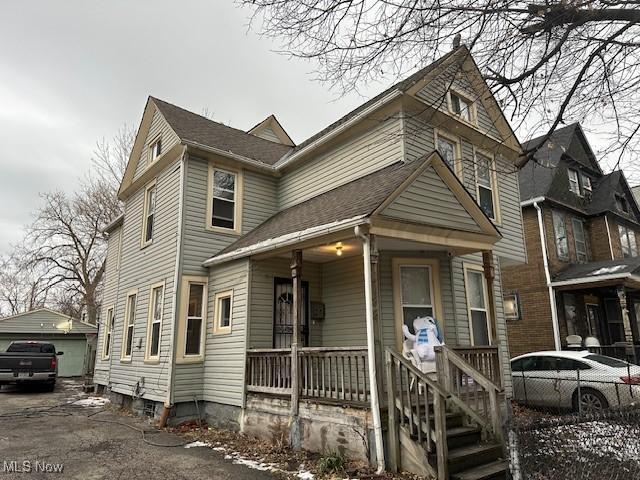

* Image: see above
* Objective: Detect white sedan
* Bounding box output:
[511,350,640,411]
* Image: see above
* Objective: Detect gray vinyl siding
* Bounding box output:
[106,159,181,402]
[0,310,96,335]
[415,63,503,141]
[382,165,483,233]
[402,115,525,264]
[253,126,281,144]
[94,226,123,385]
[278,117,403,210]
[248,257,322,349]
[133,108,181,182]
[202,259,250,407]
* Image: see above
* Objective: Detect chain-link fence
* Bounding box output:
[507,352,640,479]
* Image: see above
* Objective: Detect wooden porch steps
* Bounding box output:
[446,443,506,478]
[450,460,508,480]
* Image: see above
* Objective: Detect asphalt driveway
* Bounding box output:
[0,379,278,480]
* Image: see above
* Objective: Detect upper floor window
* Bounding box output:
[581,174,592,194]
[552,210,569,260]
[149,137,162,163]
[142,182,156,246]
[435,130,462,176]
[572,218,588,262]
[616,195,629,214]
[448,91,475,124]
[208,166,242,234]
[568,169,581,195]
[475,150,498,221]
[145,283,164,360]
[619,224,638,258]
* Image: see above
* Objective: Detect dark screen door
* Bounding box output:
[273,277,309,348]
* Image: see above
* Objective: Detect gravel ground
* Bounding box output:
[0,379,279,480]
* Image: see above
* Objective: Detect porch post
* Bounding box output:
[482,251,499,345]
[617,286,634,343]
[290,249,303,449]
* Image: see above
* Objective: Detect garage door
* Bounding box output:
[48,339,87,377]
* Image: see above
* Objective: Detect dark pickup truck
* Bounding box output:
[0,341,64,391]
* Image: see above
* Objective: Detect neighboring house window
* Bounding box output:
[616,195,629,214]
[464,264,491,346]
[145,283,164,360]
[568,169,581,195]
[214,290,234,335]
[435,130,461,176]
[475,150,497,221]
[572,218,588,262]
[149,137,162,163]
[208,166,242,233]
[178,278,207,360]
[619,224,638,258]
[581,174,592,194]
[102,307,114,359]
[503,292,520,321]
[552,210,569,260]
[448,91,474,123]
[142,182,156,246]
[122,292,137,360]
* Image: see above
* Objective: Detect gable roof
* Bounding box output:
[0,308,97,335]
[152,98,293,165]
[247,114,295,147]
[204,152,501,266]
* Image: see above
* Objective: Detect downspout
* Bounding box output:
[355,225,385,473]
[164,151,187,416]
[533,201,561,351]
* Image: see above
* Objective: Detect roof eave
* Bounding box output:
[183,141,281,176]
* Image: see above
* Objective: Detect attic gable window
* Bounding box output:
[149,137,162,163]
[616,195,629,214]
[449,91,474,123]
[581,174,592,194]
[207,165,243,234]
[568,169,581,195]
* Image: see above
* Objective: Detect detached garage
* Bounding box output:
[0,308,97,377]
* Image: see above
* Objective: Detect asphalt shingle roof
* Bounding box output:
[553,257,640,283]
[152,97,293,166]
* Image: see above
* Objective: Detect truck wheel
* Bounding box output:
[573,388,608,412]
[44,382,56,392]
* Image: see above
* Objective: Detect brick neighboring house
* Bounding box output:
[503,123,640,359]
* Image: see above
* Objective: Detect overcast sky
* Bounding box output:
[0,0,388,255]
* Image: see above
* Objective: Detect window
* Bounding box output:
[503,292,520,321]
[149,137,162,163]
[619,224,638,258]
[145,283,164,360]
[122,292,137,360]
[475,150,497,221]
[142,182,156,246]
[208,166,242,233]
[557,358,591,371]
[568,169,580,195]
[185,283,206,355]
[449,91,474,123]
[572,218,588,262]
[585,354,630,368]
[552,210,569,260]
[464,265,491,346]
[435,130,461,176]
[511,356,539,372]
[214,290,233,335]
[102,307,114,359]
[616,195,629,214]
[581,174,592,194]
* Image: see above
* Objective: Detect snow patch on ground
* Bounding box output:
[297,471,315,480]
[72,397,110,407]
[184,441,212,448]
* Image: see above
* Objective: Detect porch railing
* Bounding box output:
[452,345,502,388]
[246,346,370,405]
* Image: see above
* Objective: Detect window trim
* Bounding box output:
[473,147,500,224]
[446,88,477,126]
[619,223,638,258]
[434,129,463,177]
[503,292,521,321]
[463,263,493,346]
[121,289,138,362]
[391,258,444,350]
[572,217,588,262]
[213,289,234,335]
[148,136,162,164]
[176,276,208,364]
[206,164,243,235]
[144,281,165,363]
[552,210,569,261]
[141,180,157,248]
[101,306,115,360]
[568,168,581,196]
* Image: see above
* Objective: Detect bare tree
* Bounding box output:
[0,251,52,316]
[241,0,640,177]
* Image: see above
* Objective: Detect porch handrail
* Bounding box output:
[385,347,449,480]
[451,345,502,388]
[435,345,502,440]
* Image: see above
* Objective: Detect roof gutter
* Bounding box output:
[183,140,280,176]
[274,90,404,170]
[551,272,638,288]
[103,214,124,234]
[202,215,370,267]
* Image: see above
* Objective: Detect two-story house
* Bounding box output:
[503,123,640,360]
[94,46,525,479]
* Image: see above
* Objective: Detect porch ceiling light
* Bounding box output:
[335,242,343,256]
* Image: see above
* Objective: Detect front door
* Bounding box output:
[273,277,309,348]
[604,298,624,343]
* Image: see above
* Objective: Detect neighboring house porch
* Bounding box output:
[204,152,508,478]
